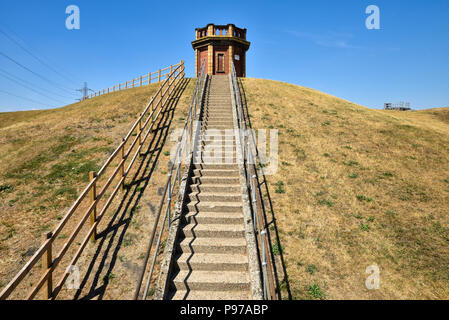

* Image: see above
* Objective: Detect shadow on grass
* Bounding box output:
[73,78,190,300]
[238,78,292,300]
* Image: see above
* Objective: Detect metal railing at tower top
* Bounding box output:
[134,60,207,300]
[230,61,279,300]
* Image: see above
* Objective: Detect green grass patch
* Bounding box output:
[360,224,370,231]
[318,199,334,207]
[0,184,13,193]
[307,284,325,299]
[272,242,284,255]
[356,195,372,202]
[275,181,285,194]
[306,264,318,275]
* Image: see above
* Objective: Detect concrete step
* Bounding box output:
[186,202,243,214]
[181,222,245,238]
[192,163,238,170]
[175,253,248,271]
[193,168,239,177]
[200,140,235,147]
[169,289,250,300]
[190,183,241,193]
[183,211,244,225]
[178,237,247,254]
[171,270,250,292]
[188,191,242,202]
[193,159,238,165]
[192,176,239,184]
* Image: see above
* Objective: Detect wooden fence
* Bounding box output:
[85,62,183,99]
[0,60,185,300]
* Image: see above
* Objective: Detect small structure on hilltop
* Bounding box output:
[384,102,412,111]
[192,23,250,77]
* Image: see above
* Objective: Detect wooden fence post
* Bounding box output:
[89,171,97,242]
[119,84,121,91]
[121,139,125,190]
[140,76,142,87]
[137,115,142,155]
[158,69,161,82]
[42,232,53,300]
[148,72,151,84]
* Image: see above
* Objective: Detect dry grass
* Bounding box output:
[241,78,449,300]
[0,81,194,299]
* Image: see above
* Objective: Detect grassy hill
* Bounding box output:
[1,77,448,300]
[0,82,193,297]
[241,78,449,299]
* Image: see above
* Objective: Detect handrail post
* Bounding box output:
[138,115,143,156]
[121,139,125,190]
[42,232,53,300]
[89,171,97,242]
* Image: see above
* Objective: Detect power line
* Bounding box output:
[0,25,82,84]
[0,28,80,87]
[0,89,56,108]
[0,70,67,105]
[0,51,78,96]
[0,67,76,100]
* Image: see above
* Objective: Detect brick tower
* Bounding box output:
[192,23,250,77]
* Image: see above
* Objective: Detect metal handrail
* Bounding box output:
[230,61,278,300]
[134,60,207,300]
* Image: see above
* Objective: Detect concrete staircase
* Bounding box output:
[167,75,252,300]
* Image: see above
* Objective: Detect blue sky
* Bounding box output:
[0,0,448,112]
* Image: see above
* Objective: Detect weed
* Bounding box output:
[318,199,334,207]
[53,187,78,200]
[343,160,359,166]
[308,284,325,299]
[103,273,116,282]
[163,151,170,156]
[123,238,133,247]
[272,242,284,255]
[356,195,372,202]
[360,224,370,231]
[349,173,358,179]
[275,181,285,194]
[367,216,375,222]
[385,210,397,216]
[323,153,330,157]
[322,121,331,126]
[148,288,155,296]
[0,184,13,193]
[306,264,318,275]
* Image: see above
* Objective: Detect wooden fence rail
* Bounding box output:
[85,62,182,100]
[0,60,185,300]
